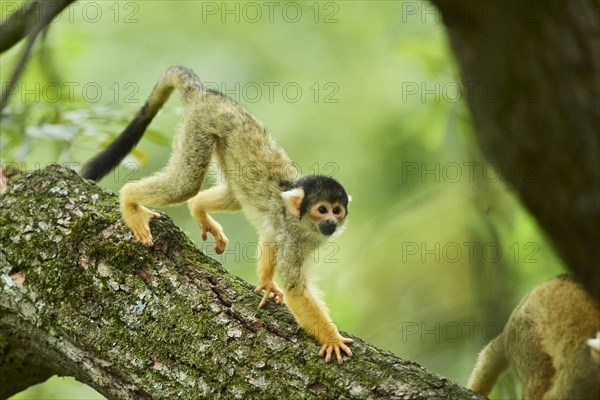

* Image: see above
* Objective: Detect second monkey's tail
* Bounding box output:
[83,66,204,181]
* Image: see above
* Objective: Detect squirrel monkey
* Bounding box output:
[83,66,354,363]
[468,275,600,399]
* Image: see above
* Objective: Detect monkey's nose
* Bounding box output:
[319,220,337,236]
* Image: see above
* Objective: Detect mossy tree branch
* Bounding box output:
[0,165,483,400]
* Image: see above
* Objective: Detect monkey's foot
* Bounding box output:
[125,206,160,247]
[199,220,229,254]
[319,335,354,364]
[254,283,284,308]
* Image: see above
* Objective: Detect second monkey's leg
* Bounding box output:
[188,184,240,254]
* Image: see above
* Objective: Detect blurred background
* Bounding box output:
[1,1,564,399]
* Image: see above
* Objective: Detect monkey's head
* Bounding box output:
[281,176,350,238]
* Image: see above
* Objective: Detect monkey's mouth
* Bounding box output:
[319,220,337,236]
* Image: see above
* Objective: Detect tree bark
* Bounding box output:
[429,0,600,299]
[0,165,483,400]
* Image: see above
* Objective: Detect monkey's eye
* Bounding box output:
[333,207,341,215]
[318,206,328,214]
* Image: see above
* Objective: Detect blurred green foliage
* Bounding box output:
[1,1,563,398]
[9,377,104,400]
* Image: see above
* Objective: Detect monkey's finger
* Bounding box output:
[214,238,226,254]
[215,240,227,254]
[340,343,353,357]
[266,290,280,304]
[275,293,284,304]
[334,346,343,364]
[342,337,354,344]
[133,228,154,247]
[259,292,270,308]
[325,346,333,363]
[150,212,160,219]
[254,285,266,293]
[270,288,284,304]
[200,225,208,241]
[319,344,327,358]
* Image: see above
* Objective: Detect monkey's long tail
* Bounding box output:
[467,335,509,395]
[82,66,203,181]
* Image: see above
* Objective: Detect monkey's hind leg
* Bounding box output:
[121,130,214,246]
[188,184,240,254]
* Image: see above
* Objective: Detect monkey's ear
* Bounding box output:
[588,331,600,351]
[281,187,304,216]
[348,195,353,202]
[589,332,600,362]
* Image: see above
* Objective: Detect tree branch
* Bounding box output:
[0,0,75,53]
[0,165,483,399]
[0,0,76,112]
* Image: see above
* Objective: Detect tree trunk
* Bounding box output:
[0,165,483,400]
[430,0,600,299]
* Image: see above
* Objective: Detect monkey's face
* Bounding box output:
[281,175,350,240]
[309,201,347,237]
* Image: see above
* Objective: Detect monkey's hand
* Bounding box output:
[254,282,284,308]
[319,334,354,364]
[123,205,160,247]
[198,215,228,254]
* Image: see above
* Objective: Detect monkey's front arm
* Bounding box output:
[261,246,352,364]
[284,285,353,364]
[254,237,284,308]
[256,269,353,363]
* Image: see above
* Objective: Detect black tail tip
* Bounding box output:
[82,162,104,181]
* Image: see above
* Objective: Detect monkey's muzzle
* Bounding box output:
[319,220,337,236]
